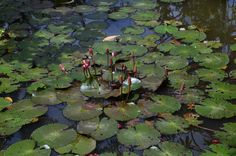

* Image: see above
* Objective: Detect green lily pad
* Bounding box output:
[32,90,61,105]
[157,56,189,70]
[74,5,95,13]
[195,68,227,82]
[194,53,229,69]
[3,139,51,156]
[0,97,11,111]
[135,20,160,27]
[215,122,236,147]
[43,75,73,89]
[0,78,20,94]
[230,44,236,51]
[179,89,205,104]
[170,45,199,58]
[201,144,236,156]
[121,45,147,56]
[155,114,189,135]
[158,42,175,53]
[205,41,222,49]
[142,75,166,91]
[131,0,158,10]
[206,82,236,100]
[154,25,178,34]
[92,41,122,54]
[122,26,145,35]
[191,42,213,54]
[27,81,46,93]
[31,123,77,148]
[117,123,160,149]
[104,102,140,121]
[0,99,48,135]
[88,0,117,6]
[173,30,206,43]
[161,0,185,3]
[168,70,199,89]
[120,34,142,44]
[146,95,181,113]
[77,117,118,141]
[142,52,164,64]
[195,98,236,119]
[63,103,103,121]
[86,21,108,31]
[143,141,191,156]
[122,77,142,93]
[108,11,129,20]
[55,134,96,155]
[131,11,160,21]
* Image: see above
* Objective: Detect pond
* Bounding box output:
[0,0,236,155]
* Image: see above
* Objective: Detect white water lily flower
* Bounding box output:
[179,28,186,31]
[150,146,158,150]
[127,102,135,106]
[203,40,208,44]
[123,77,141,86]
[103,35,120,42]
[42,144,50,149]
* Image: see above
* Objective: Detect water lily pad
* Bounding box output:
[92,41,122,54]
[179,89,205,104]
[0,99,48,135]
[195,98,236,119]
[194,53,229,69]
[157,56,189,70]
[195,68,227,82]
[154,25,178,34]
[74,5,95,13]
[173,30,206,43]
[86,12,108,20]
[142,75,166,91]
[31,123,77,148]
[120,34,142,44]
[158,42,175,53]
[155,114,189,135]
[160,0,185,3]
[0,97,11,111]
[55,134,96,155]
[215,122,236,147]
[121,45,147,56]
[43,75,73,89]
[77,117,118,141]
[108,11,129,20]
[168,70,199,89]
[131,11,160,21]
[206,82,236,100]
[131,0,159,10]
[104,102,140,121]
[63,103,103,121]
[117,123,160,149]
[122,77,142,93]
[27,81,46,93]
[135,20,160,27]
[146,95,181,113]
[88,0,117,6]
[170,45,199,58]
[143,141,191,156]
[3,139,51,156]
[230,44,236,51]
[122,26,145,35]
[191,42,213,54]
[32,90,61,105]
[201,144,236,156]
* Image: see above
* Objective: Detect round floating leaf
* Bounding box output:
[201,144,236,156]
[230,44,236,51]
[31,123,77,148]
[27,81,46,93]
[32,90,61,105]
[143,141,191,156]
[142,75,166,91]
[74,5,95,13]
[179,89,205,104]
[154,25,178,34]
[122,26,145,35]
[63,103,103,121]
[43,75,73,89]
[137,99,157,118]
[142,52,164,64]
[117,123,160,149]
[92,41,122,54]
[104,102,140,121]
[194,53,229,69]
[215,123,236,147]
[0,99,48,135]
[173,30,206,43]
[147,95,181,113]
[158,42,175,53]
[168,70,199,89]
[191,42,213,54]
[100,152,116,156]
[4,139,51,156]
[120,34,142,44]
[78,117,118,141]
[135,20,160,27]
[131,0,158,10]
[88,0,117,6]
[55,134,96,155]
[121,45,147,56]
[86,21,108,31]
[131,11,160,21]
[155,114,189,135]
[170,45,199,58]
[206,82,236,100]
[195,68,227,82]
[195,98,236,119]
[0,97,11,111]
[86,12,108,20]
[108,11,129,20]
[157,56,189,70]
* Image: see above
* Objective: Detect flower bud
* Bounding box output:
[109,58,113,66]
[106,48,110,55]
[128,75,132,86]
[133,64,137,74]
[119,75,123,84]
[88,48,93,56]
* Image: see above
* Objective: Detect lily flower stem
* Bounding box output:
[87,68,92,78]
[126,84,131,103]
[195,125,216,132]
[107,53,109,68]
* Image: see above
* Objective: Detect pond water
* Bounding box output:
[0,0,236,156]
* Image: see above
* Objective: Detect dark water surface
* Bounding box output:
[0,0,236,155]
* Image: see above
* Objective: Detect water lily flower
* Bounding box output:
[4,97,13,103]
[59,64,68,74]
[211,139,220,144]
[179,28,186,31]
[150,146,158,150]
[82,59,90,70]
[117,123,122,129]
[42,144,50,149]
[112,51,117,57]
